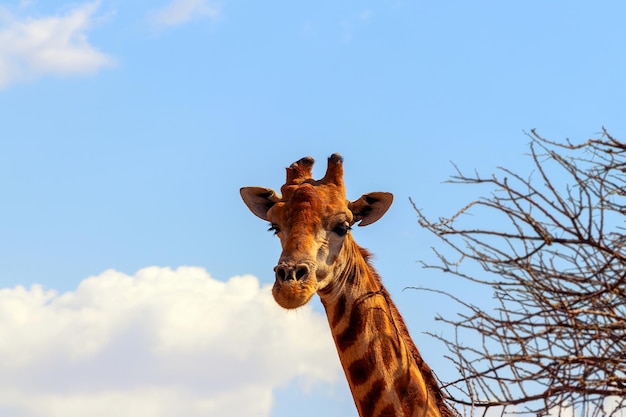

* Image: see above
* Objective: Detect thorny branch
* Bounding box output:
[414,129,626,417]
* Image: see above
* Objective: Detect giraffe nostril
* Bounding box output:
[275,264,309,281]
[276,267,287,281]
[295,266,308,281]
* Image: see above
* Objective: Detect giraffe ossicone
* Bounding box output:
[241,154,457,417]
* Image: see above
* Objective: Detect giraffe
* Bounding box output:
[240,153,457,417]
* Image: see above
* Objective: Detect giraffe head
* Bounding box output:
[241,153,393,309]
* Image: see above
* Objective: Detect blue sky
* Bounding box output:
[1,1,625,416]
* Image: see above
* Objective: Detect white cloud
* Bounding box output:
[604,397,625,417]
[151,0,220,27]
[548,403,575,417]
[0,2,114,88]
[0,267,340,417]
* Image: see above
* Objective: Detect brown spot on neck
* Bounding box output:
[318,240,458,417]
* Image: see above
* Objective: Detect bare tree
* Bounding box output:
[413,129,626,417]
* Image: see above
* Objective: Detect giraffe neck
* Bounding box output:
[318,238,452,417]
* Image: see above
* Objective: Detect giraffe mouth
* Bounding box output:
[272,276,318,309]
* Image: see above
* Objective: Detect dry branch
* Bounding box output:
[415,129,626,417]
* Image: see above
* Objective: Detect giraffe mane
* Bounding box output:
[357,246,459,417]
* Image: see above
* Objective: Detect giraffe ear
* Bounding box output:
[348,192,393,227]
[240,187,281,221]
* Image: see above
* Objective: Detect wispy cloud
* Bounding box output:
[0,2,113,88]
[18,0,35,8]
[151,0,220,28]
[0,267,339,417]
[341,9,374,43]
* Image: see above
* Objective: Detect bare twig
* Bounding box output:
[415,128,626,417]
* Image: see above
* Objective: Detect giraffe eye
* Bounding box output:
[267,224,280,235]
[333,222,351,237]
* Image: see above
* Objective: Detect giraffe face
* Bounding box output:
[240,154,393,309]
[265,182,353,308]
